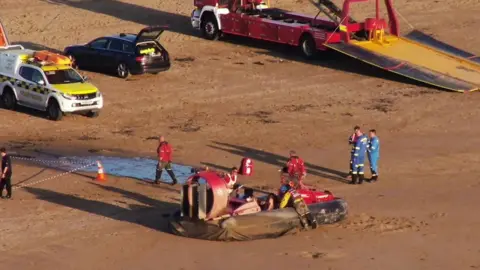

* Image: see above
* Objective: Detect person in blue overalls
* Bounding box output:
[347,126,360,180]
[350,128,368,185]
[367,129,380,182]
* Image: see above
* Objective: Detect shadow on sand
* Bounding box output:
[13,168,49,187]
[11,157,95,189]
[200,162,232,172]
[25,184,177,231]
[208,141,350,184]
[41,0,436,89]
[42,0,195,37]
[1,105,53,121]
[11,41,63,54]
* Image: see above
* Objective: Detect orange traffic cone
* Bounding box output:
[96,161,106,182]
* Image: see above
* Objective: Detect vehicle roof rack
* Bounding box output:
[0,45,25,51]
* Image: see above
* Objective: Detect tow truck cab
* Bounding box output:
[190,0,335,59]
[0,46,103,121]
[191,0,270,36]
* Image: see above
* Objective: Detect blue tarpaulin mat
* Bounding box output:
[41,156,193,184]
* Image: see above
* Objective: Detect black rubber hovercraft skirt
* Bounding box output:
[168,199,348,241]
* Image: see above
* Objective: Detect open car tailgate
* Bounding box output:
[135,26,168,44]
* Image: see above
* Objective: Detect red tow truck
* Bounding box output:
[190,0,480,92]
[190,0,397,59]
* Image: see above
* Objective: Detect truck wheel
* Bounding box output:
[201,15,220,41]
[2,89,17,110]
[86,110,100,118]
[116,62,130,79]
[300,35,317,60]
[47,99,63,121]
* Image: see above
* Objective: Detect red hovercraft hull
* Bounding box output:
[168,171,348,241]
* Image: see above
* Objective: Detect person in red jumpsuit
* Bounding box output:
[285,150,307,188]
[155,136,178,185]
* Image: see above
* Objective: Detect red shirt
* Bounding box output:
[157,142,173,162]
[286,156,306,177]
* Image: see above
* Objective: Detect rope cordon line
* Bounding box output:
[13,162,97,190]
[12,156,93,165]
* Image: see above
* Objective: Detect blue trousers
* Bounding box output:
[368,155,379,176]
[351,157,365,175]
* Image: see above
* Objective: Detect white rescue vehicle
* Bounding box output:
[0,45,103,121]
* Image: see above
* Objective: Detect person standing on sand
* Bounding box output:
[285,150,307,188]
[347,126,361,180]
[0,147,13,199]
[350,127,368,185]
[367,129,380,182]
[154,136,178,185]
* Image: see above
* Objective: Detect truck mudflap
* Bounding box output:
[325,42,479,93]
[168,199,347,241]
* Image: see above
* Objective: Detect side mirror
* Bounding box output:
[83,76,88,81]
[38,80,45,86]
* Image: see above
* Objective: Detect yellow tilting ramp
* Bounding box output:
[325,30,480,92]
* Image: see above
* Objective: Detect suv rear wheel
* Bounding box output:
[116,62,130,79]
[2,89,17,110]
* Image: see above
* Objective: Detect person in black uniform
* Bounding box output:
[0,147,12,199]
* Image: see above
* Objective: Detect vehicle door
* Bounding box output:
[100,38,124,70]
[248,15,263,39]
[81,37,109,69]
[17,66,47,108]
[29,67,49,108]
[232,13,249,36]
[219,0,236,33]
[220,13,235,33]
[259,21,278,41]
[122,41,137,66]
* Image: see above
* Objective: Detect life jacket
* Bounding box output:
[281,188,302,208]
[287,156,306,177]
[288,188,302,202]
[157,142,173,162]
[224,172,238,190]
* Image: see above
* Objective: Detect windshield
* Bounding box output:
[45,69,83,84]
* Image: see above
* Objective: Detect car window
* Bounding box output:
[123,42,134,53]
[108,39,123,51]
[90,38,108,49]
[19,66,34,81]
[31,69,45,84]
[45,68,83,84]
[19,67,45,84]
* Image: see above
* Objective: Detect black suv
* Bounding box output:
[64,26,170,78]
